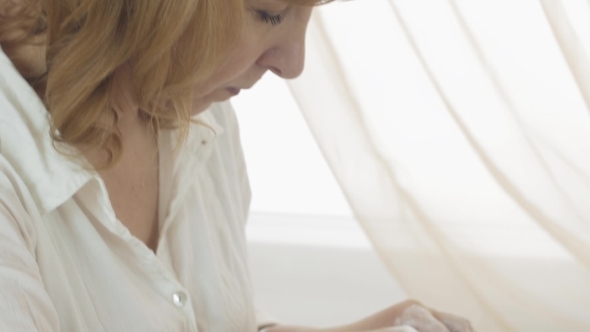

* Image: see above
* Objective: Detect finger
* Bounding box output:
[431,311,475,332]
[389,326,420,332]
[395,304,450,332]
[366,326,420,332]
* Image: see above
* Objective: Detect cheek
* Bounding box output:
[194,27,265,97]
[221,49,259,81]
[209,33,265,84]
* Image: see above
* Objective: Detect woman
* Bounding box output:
[0,0,473,331]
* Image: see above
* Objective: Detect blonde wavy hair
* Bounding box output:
[0,0,332,168]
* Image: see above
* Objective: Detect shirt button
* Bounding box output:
[172,292,186,307]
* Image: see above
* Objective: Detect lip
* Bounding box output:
[225,87,241,96]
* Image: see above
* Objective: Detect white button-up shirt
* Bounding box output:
[0,48,260,331]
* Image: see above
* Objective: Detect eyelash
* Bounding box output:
[256,10,283,26]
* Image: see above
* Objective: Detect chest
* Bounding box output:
[98,153,160,252]
[33,175,256,332]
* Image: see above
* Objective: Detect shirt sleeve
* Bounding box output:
[0,169,61,331]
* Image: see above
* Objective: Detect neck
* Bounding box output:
[83,63,157,171]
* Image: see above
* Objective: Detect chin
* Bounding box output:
[191,88,236,115]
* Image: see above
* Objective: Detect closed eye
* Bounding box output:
[256,10,283,26]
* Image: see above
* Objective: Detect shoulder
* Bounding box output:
[0,154,38,252]
[0,150,60,332]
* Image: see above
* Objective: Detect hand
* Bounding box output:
[265,300,475,332]
[264,325,421,332]
[365,327,420,332]
[392,303,474,332]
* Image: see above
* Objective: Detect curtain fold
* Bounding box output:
[288,0,590,331]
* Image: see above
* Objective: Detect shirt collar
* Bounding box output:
[158,106,225,224]
[0,49,94,216]
[0,46,226,217]
[160,105,225,170]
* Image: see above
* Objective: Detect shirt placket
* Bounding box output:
[155,120,220,331]
[85,176,201,332]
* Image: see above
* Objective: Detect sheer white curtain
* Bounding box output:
[287,0,590,331]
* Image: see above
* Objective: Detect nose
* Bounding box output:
[256,22,308,79]
[257,41,305,79]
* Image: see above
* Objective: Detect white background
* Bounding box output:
[232,75,406,327]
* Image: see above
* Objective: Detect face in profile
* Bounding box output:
[190,0,313,114]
